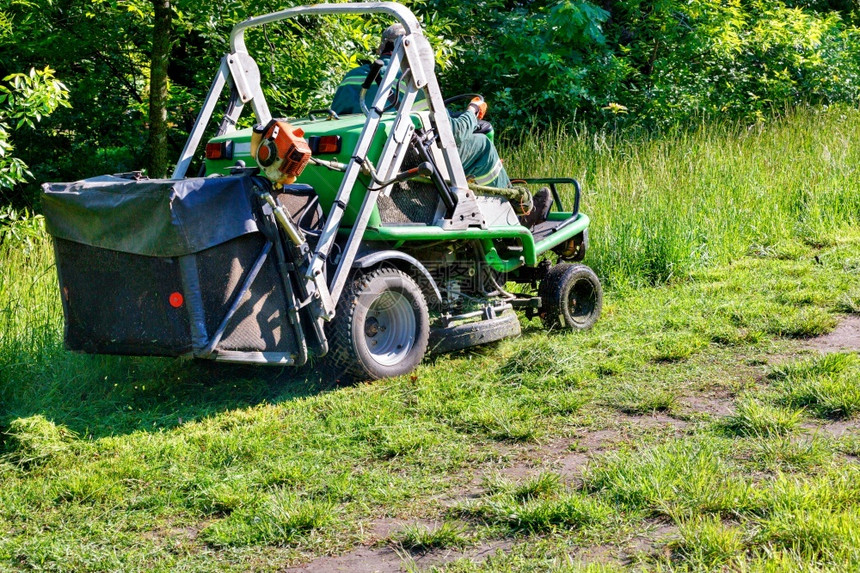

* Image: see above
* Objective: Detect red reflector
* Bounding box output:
[317,136,340,154]
[205,142,224,159]
[205,141,233,160]
[169,292,184,308]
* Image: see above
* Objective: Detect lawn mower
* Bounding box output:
[42,2,602,380]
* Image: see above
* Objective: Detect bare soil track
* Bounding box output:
[808,315,860,354]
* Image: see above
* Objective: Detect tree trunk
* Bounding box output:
[146,0,171,178]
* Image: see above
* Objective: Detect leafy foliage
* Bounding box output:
[430,0,860,129]
[605,0,860,125]
[0,205,44,253]
[436,0,626,128]
[0,67,69,192]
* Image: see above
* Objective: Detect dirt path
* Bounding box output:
[808,315,860,354]
[284,540,512,573]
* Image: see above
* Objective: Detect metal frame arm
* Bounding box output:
[173,2,484,323]
[172,58,231,179]
[229,3,422,54]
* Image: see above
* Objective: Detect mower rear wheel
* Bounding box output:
[326,267,430,381]
[539,263,602,330]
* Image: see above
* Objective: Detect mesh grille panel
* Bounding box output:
[193,234,296,354]
[377,146,439,224]
[54,234,300,358]
[195,234,269,341]
[55,239,191,355]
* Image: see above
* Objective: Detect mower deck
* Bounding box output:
[363,212,590,271]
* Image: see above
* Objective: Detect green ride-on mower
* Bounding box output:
[42,2,602,381]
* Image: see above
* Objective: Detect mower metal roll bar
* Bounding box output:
[174,2,480,322]
[174,2,425,181]
[228,3,422,54]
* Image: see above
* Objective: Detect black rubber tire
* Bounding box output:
[539,263,603,330]
[428,309,522,355]
[325,267,430,381]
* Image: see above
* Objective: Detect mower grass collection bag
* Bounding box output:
[42,174,305,364]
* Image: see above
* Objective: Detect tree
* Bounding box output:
[0,0,151,204]
[147,0,172,178]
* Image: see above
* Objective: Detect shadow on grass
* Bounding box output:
[1,314,544,445]
[0,340,339,441]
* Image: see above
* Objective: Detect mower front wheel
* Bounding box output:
[539,263,603,330]
[326,267,430,381]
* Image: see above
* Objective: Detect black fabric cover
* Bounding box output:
[42,175,259,257]
[42,174,307,362]
[53,238,192,356]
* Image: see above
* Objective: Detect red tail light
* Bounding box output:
[205,141,233,160]
[308,135,342,155]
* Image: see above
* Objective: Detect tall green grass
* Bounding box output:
[0,218,64,426]
[0,216,61,352]
[504,105,860,286]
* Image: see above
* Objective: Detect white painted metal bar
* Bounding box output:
[172,57,230,179]
[305,44,407,297]
[229,3,421,54]
[328,83,420,304]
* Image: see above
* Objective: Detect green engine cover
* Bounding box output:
[204,112,590,273]
[205,113,416,227]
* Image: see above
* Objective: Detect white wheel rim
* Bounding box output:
[364,290,416,366]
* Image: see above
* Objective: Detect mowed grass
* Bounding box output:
[1,108,859,571]
[770,353,860,419]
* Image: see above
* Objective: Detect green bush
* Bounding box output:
[428,0,860,129]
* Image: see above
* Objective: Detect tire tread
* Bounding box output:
[325,267,429,381]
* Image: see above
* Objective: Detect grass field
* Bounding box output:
[1,106,859,571]
[504,106,860,287]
